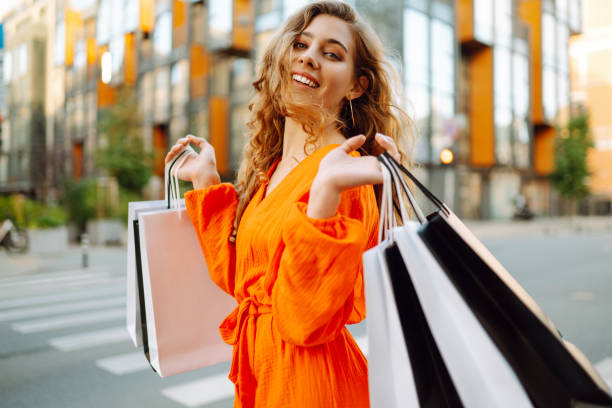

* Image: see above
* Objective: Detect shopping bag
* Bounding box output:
[126,146,192,347]
[137,207,235,377]
[127,199,165,347]
[378,153,612,407]
[128,146,236,377]
[365,165,529,407]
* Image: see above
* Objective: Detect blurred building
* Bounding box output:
[0,0,583,219]
[569,0,612,214]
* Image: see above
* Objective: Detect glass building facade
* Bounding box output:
[0,0,582,219]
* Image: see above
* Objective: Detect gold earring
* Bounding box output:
[349,98,355,128]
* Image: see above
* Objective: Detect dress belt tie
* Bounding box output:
[219,297,272,386]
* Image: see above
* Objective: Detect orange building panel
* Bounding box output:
[173,0,188,48]
[210,96,230,175]
[518,0,544,124]
[232,0,254,52]
[469,47,495,167]
[456,0,474,43]
[534,126,556,175]
[190,44,210,99]
[65,8,83,67]
[140,0,155,33]
[124,33,137,85]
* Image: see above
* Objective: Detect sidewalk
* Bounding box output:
[465,215,612,239]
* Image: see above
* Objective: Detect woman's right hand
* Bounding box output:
[164,134,221,190]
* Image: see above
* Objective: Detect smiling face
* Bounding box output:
[289,14,363,116]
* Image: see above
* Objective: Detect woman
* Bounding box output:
[165,1,413,406]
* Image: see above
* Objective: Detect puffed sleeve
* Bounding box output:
[184,183,237,297]
[271,184,378,347]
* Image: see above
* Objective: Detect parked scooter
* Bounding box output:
[513,194,534,221]
[0,219,29,253]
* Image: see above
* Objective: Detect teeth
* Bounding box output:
[292,74,318,88]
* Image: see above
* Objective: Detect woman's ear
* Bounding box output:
[348,75,369,100]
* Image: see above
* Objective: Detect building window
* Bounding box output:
[474,0,493,44]
[3,51,12,83]
[96,0,112,45]
[209,0,233,50]
[55,20,65,66]
[153,11,172,57]
[17,43,27,77]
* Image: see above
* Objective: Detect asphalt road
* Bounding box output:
[0,230,611,408]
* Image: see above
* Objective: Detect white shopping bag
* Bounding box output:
[137,207,235,377]
[126,199,165,347]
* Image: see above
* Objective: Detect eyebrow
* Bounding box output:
[300,31,348,53]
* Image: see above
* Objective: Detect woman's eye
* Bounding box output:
[293,41,307,49]
[326,52,341,60]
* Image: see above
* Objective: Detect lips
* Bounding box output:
[292,72,320,88]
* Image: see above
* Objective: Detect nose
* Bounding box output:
[298,48,320,70]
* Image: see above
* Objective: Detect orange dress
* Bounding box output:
[184,144,378,407]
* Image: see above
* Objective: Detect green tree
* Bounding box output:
[550,113,594,216]
[96,86,152,194]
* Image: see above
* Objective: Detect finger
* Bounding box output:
[375,133,400,160]
[340,134,366,154]
[187,134,208,148]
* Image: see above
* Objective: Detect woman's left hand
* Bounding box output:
[306,133,400,219]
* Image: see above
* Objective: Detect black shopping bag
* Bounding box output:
[380,153,612,408]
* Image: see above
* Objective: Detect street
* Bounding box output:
[0,228,611,407]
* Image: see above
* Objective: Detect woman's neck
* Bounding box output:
[282,117,346,161]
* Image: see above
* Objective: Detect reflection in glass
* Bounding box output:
[96,0,112,44]
[495,0,512,47]
[153,12,172,57]
[543,66,557,119]
[513,117,530,168]
[494,47,511,110]
[404,9,429,86]
[542,13,556,66]
[110,36,124,78]
[474,0,493,44]
[209,0,233,50]
[55,21,65,66]
[154,67,169,123]
[495,108,512,164]
[432,20,453,93]
[512,53,529,117]
[406,83,430,163]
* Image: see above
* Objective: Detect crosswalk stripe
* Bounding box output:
[96,352,151,375]
[0,267,107,285]
[0,286,124,309]
[13,308,124,333]
[0,296,125,321]
[48,326,130,351]
[0,276,124,297]
[0,270,113,289]
[161,374,234,407]
[595,357,612,389]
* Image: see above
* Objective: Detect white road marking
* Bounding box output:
[96,352,152,375]
[0,267,107,285]
[0,296,124,321]
[0,270,112,288]
[49,326,130,351]
[161,374,234,407]
[13,308,124,333]
[595,357,612,389]
[0,276,124,297]
[0,285,124,309]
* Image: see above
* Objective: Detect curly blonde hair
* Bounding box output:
[232,0,415,239]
